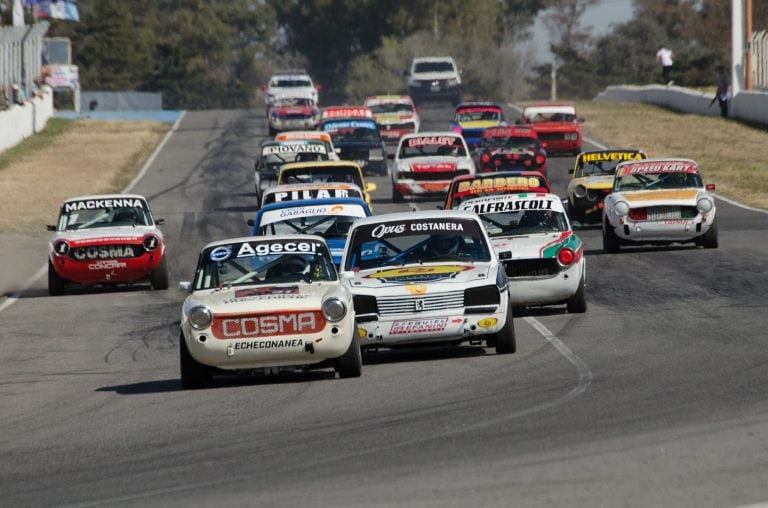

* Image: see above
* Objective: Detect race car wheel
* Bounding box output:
[48,261,66,296]
[180,332,210,389]
[567,201,583,223]
[268,126,277,137]
[698,219,719,249]
[392,184,405,203]
[489,301,516,354]
[334,337,362,378]
[150,257,170,290]
[566,273,587,313]
[603,220,621,253]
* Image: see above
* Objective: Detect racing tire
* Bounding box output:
[566,273,587,313]
[489,301,516,354]
[268,126,277,137]
[698,219,719,249]
[180,332,210,389]
[392,184,405,203]
[150,256,169,290]
[603,220,621,253]
[334,338,362,378]
[567,201,583,224]
[48,261,66,296]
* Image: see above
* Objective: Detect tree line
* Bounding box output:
[12,0,765,109]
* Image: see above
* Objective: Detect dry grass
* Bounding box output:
[0,119,168,232]
[576,101,768,209]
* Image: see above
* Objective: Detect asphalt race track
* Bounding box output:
[2,104,768,507]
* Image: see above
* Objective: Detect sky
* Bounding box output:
[528,0,635,63]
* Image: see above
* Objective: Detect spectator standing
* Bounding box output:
[0,84,9,111]
[655,46,674,85]
[11,84,28,106]
[715,65,730,118]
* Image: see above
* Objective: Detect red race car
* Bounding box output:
[47,194,169,295]
[520,102,582,155]
[474,126,547,177]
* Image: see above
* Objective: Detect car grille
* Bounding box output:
[537,132,572,141]
[382,122,416,131]
[504,259,559,278]
[376,290,464,316]
[69,244,145,260]
[629,206,697,221]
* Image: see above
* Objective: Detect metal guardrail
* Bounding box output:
[753,30,768,90]
[0,22,49,102]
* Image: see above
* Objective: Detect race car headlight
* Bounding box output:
[557,247,576,267]
[53,239,70,256]
[322,297,347,322]
[143,234,161,251]
[613,200,630,216]
[574,184,588,198]
[188,306,213,330]
[697,197,714,214]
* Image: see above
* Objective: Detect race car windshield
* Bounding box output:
[526,112,576,123]
[258,209,364,240]
[262,148,328,168]
[323,122,381,143]
[344,219,491,271]
[414,62,455,73]
[474,209,568,237]
[614,171,702,192]
[456,110,501,122]
[59,206,151,230]
[194,249,337,289]
[481,136,539,150]
[399,138,466,158]
[368,103,414,114]
[272,79,312,88]
[576,159,623,177]
[280,168,362,187]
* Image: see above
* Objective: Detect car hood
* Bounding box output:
[613,189,702,206]
[50,226,160,245]
[375,113,416,124]
[186,282,347,314]
[571,175,613,190]
[347,262,492,289]
[490,231,580,260]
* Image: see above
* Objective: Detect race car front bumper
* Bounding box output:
[610,216,715,244]
[506,262,583,306]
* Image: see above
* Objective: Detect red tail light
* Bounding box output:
[535,154,545,165]
[557,247,575,266]
[481,154,490,164]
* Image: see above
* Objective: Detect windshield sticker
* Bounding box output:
[371,221,464,238]
[618,161,698,177]
[271,188,358,202]
[263,144,326,155]
[322,120,376,130]
[455,176,545,195]
[64,198,143,212]
[407,136,457,147]
[322,107,372,119]
[460,197,557,214]
[579,151,644,162]
[208,241,319,261]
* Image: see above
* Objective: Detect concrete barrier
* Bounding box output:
[0,86,54,153]
[595,84,768,125]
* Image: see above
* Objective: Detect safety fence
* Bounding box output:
[753,30,768,90]
[0,22,49,101]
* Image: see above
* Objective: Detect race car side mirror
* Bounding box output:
[366,182,378,192]
[246,219,256,227]
[498,251,512,260]
[706,183,716,190]
[568,167,575,174]
[178,281,192,292]
[46,225,56,231]
[155,218,165,225]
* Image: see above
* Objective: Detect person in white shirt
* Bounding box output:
[655,46,674,85]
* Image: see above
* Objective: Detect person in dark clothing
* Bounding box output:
[715,65,730,118]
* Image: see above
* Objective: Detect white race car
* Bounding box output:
[179,235,361,389]
[391,132,475,202]
[602,158,718,252]
[459,192,586,313]
[339,210,515,354]
[262,70,319,106]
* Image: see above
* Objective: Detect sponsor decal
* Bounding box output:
[322,107,372,119]
[263,144,326,155]
[420,183,448,192]
[461,198,556,214]
[623,190,697,202]
[322,120,377,131]
[370,221,464,238]
[368,265,472,281]
[277,132,332,142]
[209,245,233,261]
[617,161,698,177]
[234,286,299,298]
[484,127,534,138]
[208,241,318,261]
[357,328,368,338]
[232,339,305,350]
[390,318,448,335]
[72,245,137,260]
[212,310,325,339]
[580,151,644,163]
[451,317,465,324]
[88,259,128,270]
[412,162,457,173]
[405,283,427,295]
[477,317,497,328]
[407,136,457,147]
[455,176,545,196]
[272,188,356,202]
[63,198,143,213]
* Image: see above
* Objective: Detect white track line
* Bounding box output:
[0,112,186,316]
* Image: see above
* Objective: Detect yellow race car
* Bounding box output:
[278,161,377,212]
[566,149,646,224]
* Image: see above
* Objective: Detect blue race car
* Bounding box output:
[247,197,372,266]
